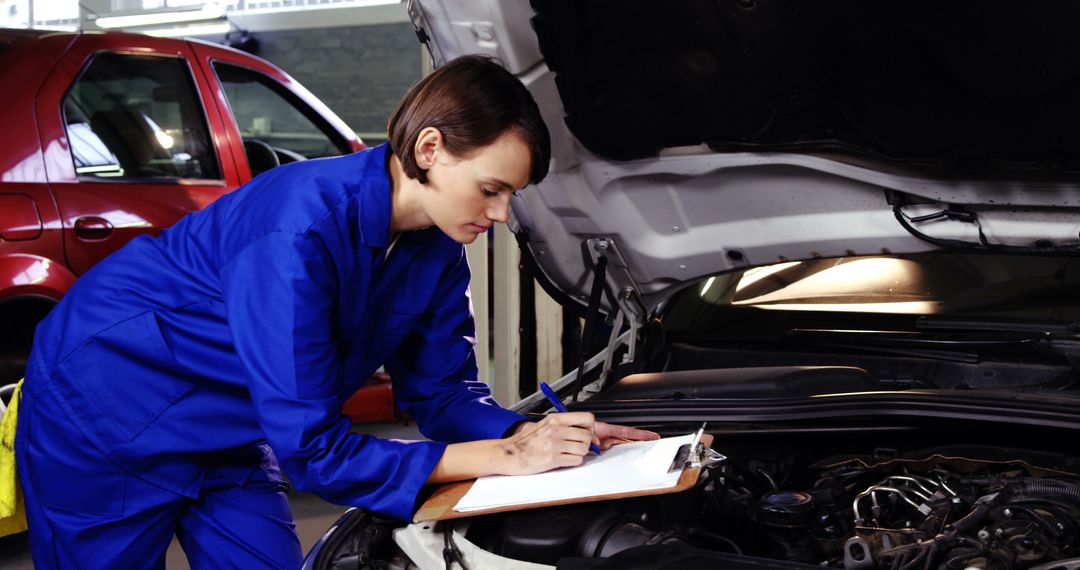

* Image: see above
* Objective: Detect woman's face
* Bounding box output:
[421,129,532,244]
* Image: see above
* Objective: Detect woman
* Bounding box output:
[16,55,656,568]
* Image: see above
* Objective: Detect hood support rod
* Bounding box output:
[581,238,647,395]
[572,253,608,402]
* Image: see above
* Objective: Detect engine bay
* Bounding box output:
[314,432,1080,570]
[463,442,1080,569]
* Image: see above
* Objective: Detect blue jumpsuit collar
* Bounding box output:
[357,143,394,248]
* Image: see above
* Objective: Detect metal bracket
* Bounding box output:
[668,424,726,473]
[406,0,444,65]
[586,238,646,378]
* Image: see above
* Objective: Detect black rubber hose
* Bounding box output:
[942,546,987,570]
[961,478,1080,501]
[949,502,991,535]
[1012,480,1080,501]
[897,543,930,570]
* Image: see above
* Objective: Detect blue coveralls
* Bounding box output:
[16,143,526,568]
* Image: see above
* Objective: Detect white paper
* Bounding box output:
[454,433,696,512]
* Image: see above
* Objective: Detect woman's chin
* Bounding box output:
[445,228,480,245]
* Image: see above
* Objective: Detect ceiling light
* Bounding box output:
[95,6,224,29]
[141,22,233,38]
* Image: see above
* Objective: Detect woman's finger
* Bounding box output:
[545,411,595,429]
[596,421,659,442]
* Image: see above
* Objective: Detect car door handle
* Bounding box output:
[73,216,114,240]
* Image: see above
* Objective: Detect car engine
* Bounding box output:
[311,439,1080,569]
[458,444,1080,569]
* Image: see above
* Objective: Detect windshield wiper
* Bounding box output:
[786,328,1057,364]
[916,316,1080,334]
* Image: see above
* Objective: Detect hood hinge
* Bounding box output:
[586,238,647,381]
[406,0,444,65]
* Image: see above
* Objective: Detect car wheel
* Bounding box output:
[0,351,28,403]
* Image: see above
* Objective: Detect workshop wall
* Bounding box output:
[204,22,421,144]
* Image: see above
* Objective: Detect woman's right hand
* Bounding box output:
[496,412,596,476]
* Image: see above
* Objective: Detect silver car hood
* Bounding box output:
[408,0,1080,314]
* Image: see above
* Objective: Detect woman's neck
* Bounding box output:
[387,153,433,235]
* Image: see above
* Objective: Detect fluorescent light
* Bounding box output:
[233,0,401,15]
[95,6,224,29]
[142,22,232,38]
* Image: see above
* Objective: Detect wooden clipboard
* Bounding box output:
[414,434,714,523]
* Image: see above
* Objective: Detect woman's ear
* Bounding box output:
[413,127,443,170]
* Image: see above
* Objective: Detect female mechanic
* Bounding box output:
[15,55,656,568]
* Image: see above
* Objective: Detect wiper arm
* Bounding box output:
[786,330,984,363]
[822,342,979,364]
[789,328,1047,347]
[916,316,1080,334]
[786,328,1054,365]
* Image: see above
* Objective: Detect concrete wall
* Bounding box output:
[200,22,422,144]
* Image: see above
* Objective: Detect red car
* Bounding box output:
[0,29,365,387]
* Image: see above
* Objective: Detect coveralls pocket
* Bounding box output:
[372,309,418,355]
[21,389,127,516]
[55,311,195,442]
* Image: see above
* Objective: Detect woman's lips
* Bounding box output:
[469,224,489,233]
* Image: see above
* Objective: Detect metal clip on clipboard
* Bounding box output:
[668,423,726,473]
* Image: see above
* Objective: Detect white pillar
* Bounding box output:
[492,224,520,406]
[465,232,490,386]
[534,285,563,384]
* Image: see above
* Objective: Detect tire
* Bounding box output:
[0,351,27,406]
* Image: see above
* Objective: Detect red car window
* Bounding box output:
[63,53,221,182]
[213,62,350,177]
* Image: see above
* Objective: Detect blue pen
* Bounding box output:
[539,382,604,456]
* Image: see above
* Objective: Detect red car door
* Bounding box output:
[187,41,364,184]
[34,33,244,276]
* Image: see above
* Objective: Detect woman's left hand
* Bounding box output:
[592,421,660,450]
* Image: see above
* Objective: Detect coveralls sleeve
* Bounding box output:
[387,248,528,443]
[220,232,446,521]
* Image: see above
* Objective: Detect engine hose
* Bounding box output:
[962,478,1080,501]
[949,502,991,535]
[684,527,743,554]
[1011,480,1080,501]
[942,546,987,569]
[1008,498,1080,535]
[897,545,928,570]
[1003,505,1067,539]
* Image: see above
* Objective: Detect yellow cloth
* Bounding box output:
[0,379,26,537]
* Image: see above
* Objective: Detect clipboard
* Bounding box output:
[414,433,719,523]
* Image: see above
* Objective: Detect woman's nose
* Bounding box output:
[487,194,511,223]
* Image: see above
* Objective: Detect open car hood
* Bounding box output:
[408,0,1080,313]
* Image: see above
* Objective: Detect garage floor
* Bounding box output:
[0,420,424,569]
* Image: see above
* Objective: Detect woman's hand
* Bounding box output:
[497,412,597,475]
[427,415,662,484]
[592,421,660,450]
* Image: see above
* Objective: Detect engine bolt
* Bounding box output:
[1003,508,1013,518]
[978,529,990,541]
[995,528,1005,537]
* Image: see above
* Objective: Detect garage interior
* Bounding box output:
[0,1,572,568]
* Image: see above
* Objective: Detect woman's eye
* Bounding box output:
[481,188,499,197]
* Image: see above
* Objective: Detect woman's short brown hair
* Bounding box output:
[388,55,551,185]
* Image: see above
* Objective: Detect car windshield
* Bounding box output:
[665,252,1080,328]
